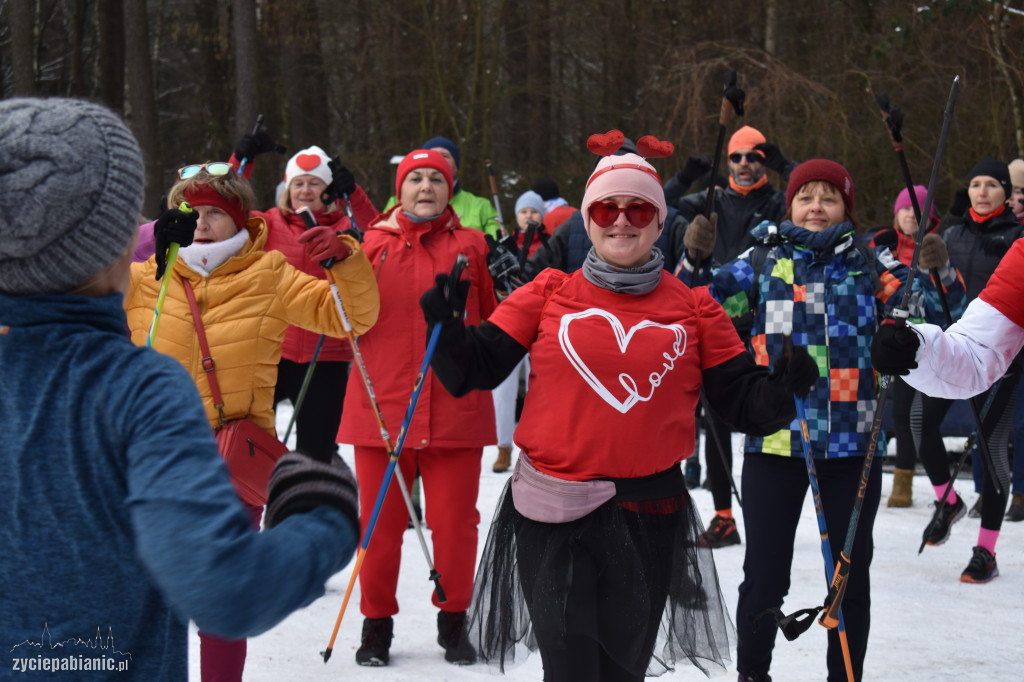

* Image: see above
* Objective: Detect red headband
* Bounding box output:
[183,185,248,231]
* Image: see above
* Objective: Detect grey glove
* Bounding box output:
[264,452,359,533]
[917,233,948,270]
[684,213,718,263]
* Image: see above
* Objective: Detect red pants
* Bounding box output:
[354,445,482,617]
[199,503,263,682]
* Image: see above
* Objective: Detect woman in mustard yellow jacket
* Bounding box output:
[123,162,378,682]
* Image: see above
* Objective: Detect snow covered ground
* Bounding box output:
[189,414,1023,681]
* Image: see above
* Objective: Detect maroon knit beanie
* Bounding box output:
[786,159,855,213]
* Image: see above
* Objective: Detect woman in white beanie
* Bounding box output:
[252,145,380,465]
[419,130,819,680]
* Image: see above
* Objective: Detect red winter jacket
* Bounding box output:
[337,205,497,448]
[254,185,379,363]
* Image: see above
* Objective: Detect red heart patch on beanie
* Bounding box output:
[636,135,674,159]
[296,154,321,171]
[587,130,625,156]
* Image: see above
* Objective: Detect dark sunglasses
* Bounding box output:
[729,152,764,164]
[178,162,232,179]
[589,201,658,228]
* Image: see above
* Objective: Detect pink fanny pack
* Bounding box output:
[510,453,616,523]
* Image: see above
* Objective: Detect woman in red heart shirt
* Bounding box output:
[418,130,819,681]
[251,145,380,464]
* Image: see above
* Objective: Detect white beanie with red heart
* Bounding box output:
[284,145,333,187]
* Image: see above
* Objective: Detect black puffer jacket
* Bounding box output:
[943,207,1023,302]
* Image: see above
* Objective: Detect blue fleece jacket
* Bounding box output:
[0,292,357,680]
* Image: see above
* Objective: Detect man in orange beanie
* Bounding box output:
[673,124,797,549]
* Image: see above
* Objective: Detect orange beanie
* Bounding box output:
[728,125,766,155]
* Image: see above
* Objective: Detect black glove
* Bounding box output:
[234,129,286,162]
[870,321,920,376]
[872,227,898,250]
[723,70,745,116]
[326,159,357,197]
[676,154,712,188]
[484,233,522,290]
[264,451,359,531]
[420,272,471,326]
[949,187,970,217]
[153,205,197,280]
[753,142,791,175]
[876,93,905,143]
[769,345,819,399]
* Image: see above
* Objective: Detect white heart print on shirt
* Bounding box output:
[558,308,688,414]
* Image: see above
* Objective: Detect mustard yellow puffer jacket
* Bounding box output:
[125,217,379,434]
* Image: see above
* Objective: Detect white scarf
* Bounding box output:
[178,229,250,278]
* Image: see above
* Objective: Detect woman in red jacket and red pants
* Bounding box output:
[338,149,497,667]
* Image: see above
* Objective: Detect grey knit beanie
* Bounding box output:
[0,97,144,294]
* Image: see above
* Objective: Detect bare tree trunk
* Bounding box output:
[69,0,86,97]
[764,0,777,57]
[314,0,345,152]
[10,0,36,94]
[233,0,260,139]
[97,0,125,112]
[123,0,162,216]
[989,3,1024,157]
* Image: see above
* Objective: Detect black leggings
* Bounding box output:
[273,359,349,463]
[702,400,736,511]
[736,453,881,682]
[889,376,950,473]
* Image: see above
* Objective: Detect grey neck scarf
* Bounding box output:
[582,246,664,295]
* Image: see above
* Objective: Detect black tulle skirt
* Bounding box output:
[465,472,734,678]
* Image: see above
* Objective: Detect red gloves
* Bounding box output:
[297,226,351,265]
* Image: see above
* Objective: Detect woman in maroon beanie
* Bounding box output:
[683,158,962,682]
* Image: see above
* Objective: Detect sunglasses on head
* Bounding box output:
[729,152,764,164]
[178,162,232,180]
[589,201,658,228]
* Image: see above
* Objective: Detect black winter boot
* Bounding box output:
[436,610,476,665]
[355,617,393,666]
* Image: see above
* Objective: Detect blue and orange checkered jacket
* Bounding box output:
[698,220,966,459]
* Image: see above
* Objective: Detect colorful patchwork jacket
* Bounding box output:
[695,220,966,459]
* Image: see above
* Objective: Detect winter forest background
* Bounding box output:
[1,0,1022,227]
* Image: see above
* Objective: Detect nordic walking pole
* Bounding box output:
[821,75,961,631]
[795,383,856,682]
[486,160,506,238]
[295,207,445,604]
[236,114,264,176]
[674,68,744,278]
[281,334,325,445]
[320,254,468,664]
[877,93,954,323]
[876,91,1004,547]
[681,69,746,505]
[697,392,743,506]
[146,202,193,347]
